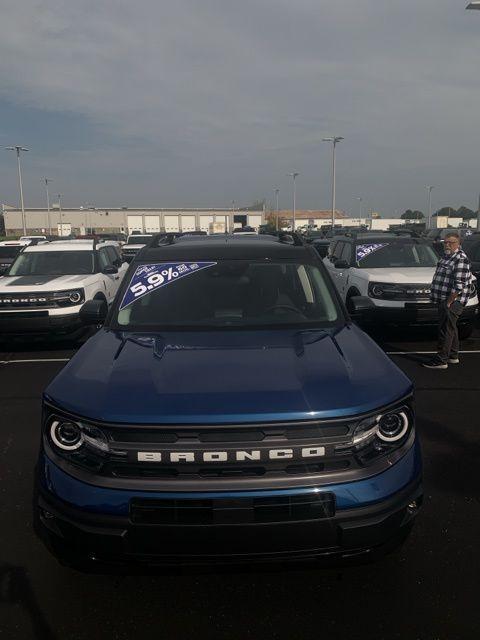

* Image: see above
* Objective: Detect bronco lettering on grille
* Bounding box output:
[137,447,326,463]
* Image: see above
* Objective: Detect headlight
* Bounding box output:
[470,280,477,299]
[50,420,83,451]
[48,417,109,453]
[371,284,385,298]
[377,411,409,442]
[368,282,402,299]
[352,406,412,450]
[52,289,85,306]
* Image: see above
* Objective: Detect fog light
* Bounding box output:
[50,420,83,451]
[377,412,409,442]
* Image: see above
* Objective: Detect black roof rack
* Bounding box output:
[144,231,305,249]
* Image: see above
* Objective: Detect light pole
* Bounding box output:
[287,173,299,231]
[355,197,363,221]
[44,178,52,236]
[5,146,29,235]
[57,194,63,236]
[466,3,480,227]
[426,186,434,228]
[274,188,280,230]
[322,136,344,229]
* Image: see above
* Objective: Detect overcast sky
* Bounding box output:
[1,0,479,216]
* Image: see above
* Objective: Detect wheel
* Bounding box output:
[458,322,474,340]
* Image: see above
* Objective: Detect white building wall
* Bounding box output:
[2,208,264,235]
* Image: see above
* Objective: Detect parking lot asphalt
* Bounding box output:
[1,327,479,640]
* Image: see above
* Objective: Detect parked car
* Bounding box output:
[424,228,474,255]
[323,233,478,338]
[34,233,422,569]
[463,236,480,282]
[303,230,325,243]
[0,239,128,337]
[311,238,331,258]
[122,234,153,262]
[0,240,30,273]
[19,235,47,243]
[97,233,128,245]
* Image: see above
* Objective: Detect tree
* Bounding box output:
[433,207,456,217]
[456,206,476,220]
[401,210,424,220]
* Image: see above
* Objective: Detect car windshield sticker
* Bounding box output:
[119,262,217,310]
[356,243,388,262]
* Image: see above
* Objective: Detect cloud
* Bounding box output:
[1,0,480,211]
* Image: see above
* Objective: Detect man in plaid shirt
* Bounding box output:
[423,232,472,369]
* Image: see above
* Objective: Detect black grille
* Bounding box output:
[369,283,432,301]
[0,291,80,310]
[130,492,336,525]
[70,419,360,481]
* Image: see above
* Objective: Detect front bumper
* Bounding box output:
[369,302,478,325]
[35,445,422,565]
[0,311,82,335]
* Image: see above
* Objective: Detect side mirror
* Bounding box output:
[102,265,118,275]
[79,299,108,326]
[348,296,375,320]
[334,260,350,269]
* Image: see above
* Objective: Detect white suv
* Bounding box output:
[324,233,479,337]
[122,234,153,262]
[0,240,129,336]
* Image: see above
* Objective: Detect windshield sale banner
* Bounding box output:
[356,243,388,262]
[119,262,217,310]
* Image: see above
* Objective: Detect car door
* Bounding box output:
[108,245,129,288]
[327,241,346,295]
[97,247,118,302]
[334,242,353,297]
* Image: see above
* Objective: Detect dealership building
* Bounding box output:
[1,205,265,236]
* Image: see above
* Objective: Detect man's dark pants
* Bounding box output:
[437,300,464,363]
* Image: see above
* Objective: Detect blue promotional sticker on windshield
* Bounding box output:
[119,262,217,310]
[356,243,388,262]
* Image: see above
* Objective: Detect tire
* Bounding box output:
[458,322,474,340]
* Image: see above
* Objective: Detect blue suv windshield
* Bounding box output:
[114,259,340,329]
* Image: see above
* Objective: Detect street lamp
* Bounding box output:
[57,194,63,236]
[44,178,52,236]
[274,188,280,230]
[322,136,344,229]
[355,197,363,220]
[466,2,480,227]
[287,172,299,231]
[5,146,29,235]
[426,186,434,228]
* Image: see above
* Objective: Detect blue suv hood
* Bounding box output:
[45,326,412,424]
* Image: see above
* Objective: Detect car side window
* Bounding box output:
[340,242,352,265]
[332,242,344,261]
[106,246,120,265]
[98,248,110,269]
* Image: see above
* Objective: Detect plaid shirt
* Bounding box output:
[430,248,472,306]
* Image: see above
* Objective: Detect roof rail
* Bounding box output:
[146,233,179,248]
[265,231,305,246]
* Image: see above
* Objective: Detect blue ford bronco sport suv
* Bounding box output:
[34,233,422,568]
